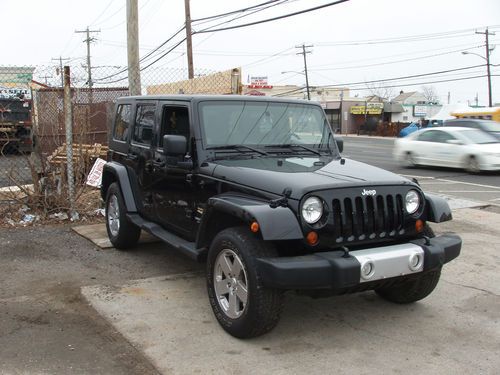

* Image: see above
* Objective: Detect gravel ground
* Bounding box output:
[0,224,203,374]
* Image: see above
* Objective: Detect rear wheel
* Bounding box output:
[404,152,418,168]
[465,155,481,174]
[105,182,141,249]
[206,227,284,338]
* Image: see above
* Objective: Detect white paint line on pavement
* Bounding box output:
[438,190,499,193]
[418,181,455,185]
[400,174,435,179]
[437,178,500,190]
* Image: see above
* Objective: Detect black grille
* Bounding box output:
[332,194,405,243]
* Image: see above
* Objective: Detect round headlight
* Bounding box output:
[302,196,323,224]
[405,190,420,214]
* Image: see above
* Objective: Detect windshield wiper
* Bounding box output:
[206,144,268,156]
[264,143,322,156]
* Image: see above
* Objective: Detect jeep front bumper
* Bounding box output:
[255,234,461,290]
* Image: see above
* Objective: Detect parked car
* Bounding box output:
[102,95,461,338]
[443,118,500,140]
[398,122,420,137]
[394,126,500,173]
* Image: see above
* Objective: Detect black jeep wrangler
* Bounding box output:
[102,95,461,338]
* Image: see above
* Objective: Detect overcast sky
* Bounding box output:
[2,0,499,105]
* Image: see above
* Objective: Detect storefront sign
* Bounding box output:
[414,105,428,117]
[350,104,383,115]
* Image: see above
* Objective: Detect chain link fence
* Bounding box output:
[0,64,241,217]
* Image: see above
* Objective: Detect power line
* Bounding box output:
[315,25,500,46]
[193,0,350,34]
[192,0,281,23]
[309,41,487,69]
[89,0,114,26]
[345,74,496,92]
[193,0,291,31]
[310,45,486,72]
[97,38,187,84]
[94,26,186,82]
[317,64,486,88]
[272,74,499,97]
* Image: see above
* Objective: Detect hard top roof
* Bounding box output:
[116,94,320,106]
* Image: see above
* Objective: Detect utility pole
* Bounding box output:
[475,27,495,107]
[447,91,450,105]
[126,0,142,95]
[51,57,70,87]
[184,0,194,79]
[296,44,312,100]
[40,75,52,85]
[75,27,100,90]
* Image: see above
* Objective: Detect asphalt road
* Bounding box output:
[342,136,500,206]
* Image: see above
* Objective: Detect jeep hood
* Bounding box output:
[208,156,412,199]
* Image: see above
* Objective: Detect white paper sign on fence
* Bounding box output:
[86,158,107,188]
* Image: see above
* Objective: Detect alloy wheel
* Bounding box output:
[213,249,248,319]
[107,195,120,237]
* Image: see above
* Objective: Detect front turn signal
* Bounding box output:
[415,219,424,233]
[306,231,318,245]
[250,221,260,233]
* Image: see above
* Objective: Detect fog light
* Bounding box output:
[360,260,375,280]
[408,253,423,271]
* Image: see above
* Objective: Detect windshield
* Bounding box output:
[460,129,499,144]
[199,101,334,151]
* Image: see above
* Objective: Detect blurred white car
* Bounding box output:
[394,127,500,173]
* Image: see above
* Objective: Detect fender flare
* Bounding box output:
[424,193,452,223]
[199,194,303,243]
[101,162,138,212]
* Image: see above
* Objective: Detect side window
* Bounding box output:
[133,104,156,146]
[160,106,190,146]
[434,131,455,143]
[417,130,439,142]
[113,104,131,142]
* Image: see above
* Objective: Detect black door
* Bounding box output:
[126,101,157,220]
[150,102,198,239]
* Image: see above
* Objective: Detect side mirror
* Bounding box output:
[446,139,463,145]
[335,137,344,153]
[163,134,187,155]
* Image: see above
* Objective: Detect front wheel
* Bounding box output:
[375,269,441,304]
[206,227,284,338]
[105,182,141,250]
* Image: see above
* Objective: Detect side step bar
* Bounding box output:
[127,213,207,262]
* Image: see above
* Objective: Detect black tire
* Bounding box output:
[465,155,481,174]
[105,182,141,250]
[206,227,284,338]
[375,269,441,304]
[376,222,440,304]
[404,152,418,168]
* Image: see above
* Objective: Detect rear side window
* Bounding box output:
[113,104,131,142]
[133,104,156,145]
